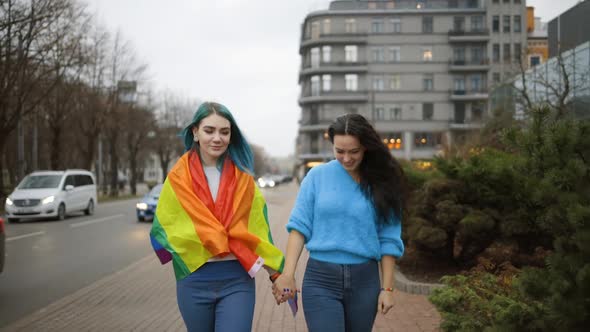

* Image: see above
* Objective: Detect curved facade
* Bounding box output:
[295,0,527,178]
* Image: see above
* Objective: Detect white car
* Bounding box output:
[4,170,97,223]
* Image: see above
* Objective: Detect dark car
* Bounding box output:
[1,217,5,273]
[136,184,162,222]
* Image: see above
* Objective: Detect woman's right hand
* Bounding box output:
[271,274,297,304]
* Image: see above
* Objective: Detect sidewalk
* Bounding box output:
[1,183,441,332]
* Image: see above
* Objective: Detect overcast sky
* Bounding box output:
[84,0,579,157]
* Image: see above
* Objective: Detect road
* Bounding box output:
[0,198,152,328]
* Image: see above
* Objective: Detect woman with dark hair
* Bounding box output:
[273,113,406,331]
[150,102,285,332]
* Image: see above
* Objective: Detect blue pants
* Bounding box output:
[302,257,380,332]
[176,261,255,332]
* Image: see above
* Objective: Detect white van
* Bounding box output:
[4,170,97,223]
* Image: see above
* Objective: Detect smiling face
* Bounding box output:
[333,134,366,174]
[192,113,231,166]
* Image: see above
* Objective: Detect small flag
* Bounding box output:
[287,292,298,317]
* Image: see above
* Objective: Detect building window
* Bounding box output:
[471,16,484,31]
[472,102,484,121]
[310,48,320,68]
[323,19,331,34]
[471,47,484,64]
[391,18,401,33]
[503,15,510,33]
[322,46,331,63]
[423,103,434,120]
[503,0,510,3]
[372,76,384,91]
[389,46,401,62]
[311,76,320,96]
[422,46,433,61]
[514,15,521,33]
[384,133,403,150]
[322,75,331,91]
[454,16,465,32]
[345,74,358,91]
[422,16,433,33]
[529,55,541,67]
[311,21,320,39]
[454,78,465,92]
[454,47,466,62]
[514,43,522,62]
[371,47,385,62]
[503,43,511,62]
[471,74,482,92]
[492,16,499,32]
[493,43,500,62]
[345,18,356,33]
[389,74,401,90]
[423,74,434,91]
[373,106,386,120]
[345,45,357,62]
[449,0,459,8]
[371,19,384,33]
[391,105,402,120]
[414,132,442,148]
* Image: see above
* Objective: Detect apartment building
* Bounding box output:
[296,0,526,176]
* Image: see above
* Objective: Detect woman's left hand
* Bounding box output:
[377,290,395,315]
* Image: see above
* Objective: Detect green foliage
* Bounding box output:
[429,106,590,330]
[401,160,443,191]
[430,271,548,332]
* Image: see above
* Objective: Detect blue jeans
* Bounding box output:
[176,261,255,332]
[302,257,380,332]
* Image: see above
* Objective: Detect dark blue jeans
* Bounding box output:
[176,261,255,332]
[302,257,381,332]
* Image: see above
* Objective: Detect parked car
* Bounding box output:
[136,184,163,222]
[0,217,5,273]
[4,169,97,222]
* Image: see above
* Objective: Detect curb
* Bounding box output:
[394,270,444,296]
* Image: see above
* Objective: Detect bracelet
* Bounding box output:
[381,287,394,292]
[269,272,281,283]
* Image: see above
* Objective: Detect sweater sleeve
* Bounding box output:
[377,214,404,258]
[286,169,316,242]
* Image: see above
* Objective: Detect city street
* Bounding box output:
[0,198,152,327]
[0,183,440,331]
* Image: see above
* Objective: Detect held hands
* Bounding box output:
[377,288,395,315]
[271,274,297,305]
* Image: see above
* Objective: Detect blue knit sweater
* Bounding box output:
[287,160,404,264]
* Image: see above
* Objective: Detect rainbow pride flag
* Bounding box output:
[150,152,285,280]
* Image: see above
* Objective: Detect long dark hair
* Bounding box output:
[328,114,408,224]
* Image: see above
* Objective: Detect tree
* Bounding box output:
[0,0,79,196]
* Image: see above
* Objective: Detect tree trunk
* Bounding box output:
[84,135,96,171]
[50,126,62,170]
[108,132,119,197]
[0,138,7,203]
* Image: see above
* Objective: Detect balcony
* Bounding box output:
[299,61,369,79]
[299,90,370,105]
[448,118,485,130]
[300,33,368,53]
[298,120,332,132]
[450,89,489,101]
[448,29,490,43]
[449,58,491,72]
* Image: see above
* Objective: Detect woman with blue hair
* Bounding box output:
[150,102,285,332]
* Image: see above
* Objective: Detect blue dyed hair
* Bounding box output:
[179,102,254,174]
